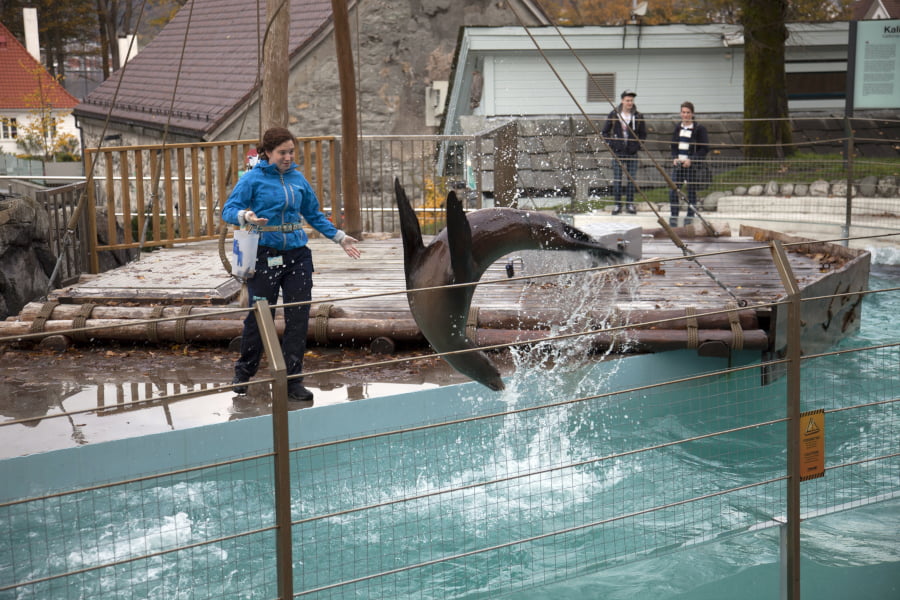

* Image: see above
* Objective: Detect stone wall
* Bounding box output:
[283,0,546,138]
[472,112,900,201]
[0,196,56,321]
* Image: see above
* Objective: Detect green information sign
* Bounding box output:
[851,19,900,109]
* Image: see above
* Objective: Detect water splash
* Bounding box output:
[506,259,641,402]
[866,245,900,266]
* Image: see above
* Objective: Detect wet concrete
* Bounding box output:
[0,343,491,459]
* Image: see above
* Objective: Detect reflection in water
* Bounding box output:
[4,258,897,459]
[0,356,469,458]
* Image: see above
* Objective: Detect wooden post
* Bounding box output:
[331,0,362,237]
[255,300,294,599]
[262,0,290,130]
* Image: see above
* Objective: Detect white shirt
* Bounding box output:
[677,123,694,161]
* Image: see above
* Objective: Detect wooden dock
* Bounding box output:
[4,225,870,358]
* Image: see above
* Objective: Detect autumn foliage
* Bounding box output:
[541,0,851,26]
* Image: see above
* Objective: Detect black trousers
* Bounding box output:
[234,245,313,386]
[669,164,698,217]
[612,153,639,205]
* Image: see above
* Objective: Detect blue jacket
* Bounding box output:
[222,160,340,250]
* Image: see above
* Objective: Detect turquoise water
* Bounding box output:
[1,254,898,599]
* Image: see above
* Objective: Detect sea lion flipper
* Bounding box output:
[395,178,425,280]
[446,191,476,283]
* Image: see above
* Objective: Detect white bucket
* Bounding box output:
[231,228,259,280]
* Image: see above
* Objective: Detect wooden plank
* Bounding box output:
[46,232,854,324]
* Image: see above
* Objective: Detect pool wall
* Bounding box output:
[1,350,756,503]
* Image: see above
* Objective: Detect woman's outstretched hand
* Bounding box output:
[340,235,361,259]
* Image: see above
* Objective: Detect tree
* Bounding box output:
[541,0,852,159]
[543,0,741,26]
[14,64,79,161]
[542,1,851,25]
[1,0,185,80]
[94,0,186,77]
[740,0,792,158]
[0,0,95,79]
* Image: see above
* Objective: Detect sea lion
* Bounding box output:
[395,178,625,391]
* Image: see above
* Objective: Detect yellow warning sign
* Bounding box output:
[800,409,825,481]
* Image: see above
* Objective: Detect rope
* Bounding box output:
[71,303,96,343]
[146,306,166,343]
[45,0,152,293]
[727,301,745,351]
[506,2,744,302]
[219,224,232,274]
[685,306,699,349]
[314,303,333,344]
[466,306,480,339]
[134,0,196,259]
[175,306,192,344]
[29,301,60,334]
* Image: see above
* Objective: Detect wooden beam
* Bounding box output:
[331,0,362,237]
[262,0,290,129]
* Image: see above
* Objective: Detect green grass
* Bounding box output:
[521,153,900,214]
[709,153,900,185]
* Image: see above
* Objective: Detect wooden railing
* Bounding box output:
[84,137,339,273]
[36,182,91,286]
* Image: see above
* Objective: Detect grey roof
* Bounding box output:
[74,0,332,136]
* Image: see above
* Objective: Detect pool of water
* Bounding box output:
[1,250,898,599]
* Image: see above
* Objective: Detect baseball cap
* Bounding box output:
[621,89,637,98]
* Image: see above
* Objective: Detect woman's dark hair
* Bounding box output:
[257,127,296,161]
[681,101,696,113]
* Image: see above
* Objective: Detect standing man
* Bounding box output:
[601,89,647,215]
[668,101,709,226]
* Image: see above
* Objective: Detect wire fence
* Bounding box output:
[11,115,897,286]
[0,237,897,599]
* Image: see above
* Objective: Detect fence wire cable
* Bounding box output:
[507,1,744,304]
[295,477,789,597]
[44,0,150,293]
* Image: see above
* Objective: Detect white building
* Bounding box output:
[0,21,80,157]
[443,22,850,135]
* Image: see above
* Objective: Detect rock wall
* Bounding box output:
[283,0,544,137]
[0,196,56,321]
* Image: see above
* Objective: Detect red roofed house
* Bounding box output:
[73,0,549,147]
[0,21,80,156]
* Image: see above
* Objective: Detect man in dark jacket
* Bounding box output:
[669,101,709,226]
[601,89,647,215]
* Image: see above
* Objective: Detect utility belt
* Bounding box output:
[253,222,304,232]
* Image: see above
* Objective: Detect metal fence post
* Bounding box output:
[842,117,855,247]
[254,299,294,598]
[769,240,802,600]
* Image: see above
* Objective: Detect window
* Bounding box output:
[786,71,846,100]
[587,73,616,103]
[1,118,16,139]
